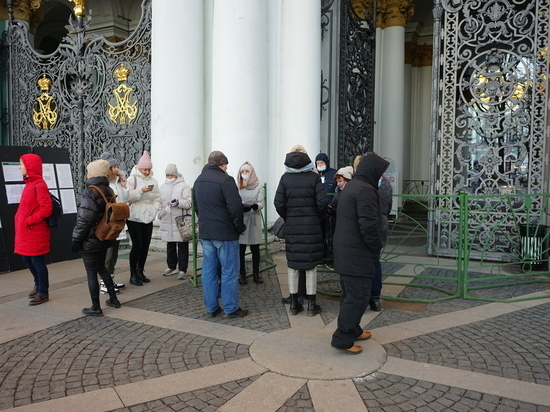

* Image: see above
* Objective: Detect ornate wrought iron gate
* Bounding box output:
[321,0,376,168]
[7,0,151,188]
[430,0,550,259]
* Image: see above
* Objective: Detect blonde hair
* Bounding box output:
[290,144,307,154]
[353,155,362,173]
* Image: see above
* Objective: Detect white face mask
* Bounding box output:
[378,178,382,187]
[317,165,326,172]
[166,178,176,183]
[241,174,249,180]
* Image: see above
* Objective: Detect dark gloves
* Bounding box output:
[71,241,83,253]
[251,204,258,211]
[243,205,252,212]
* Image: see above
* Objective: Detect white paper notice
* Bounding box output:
[42,163,57,189]
[55,164,74,188]
[2,162,23,183]
[59,188,77,214]
[6,184,25,204]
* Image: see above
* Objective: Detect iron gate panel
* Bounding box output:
[337,0,376,168]
[8,0,151,188]
[430,0,550,260]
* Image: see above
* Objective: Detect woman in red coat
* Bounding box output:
[14,153,52,305]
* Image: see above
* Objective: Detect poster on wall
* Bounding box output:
[1,162,23,183]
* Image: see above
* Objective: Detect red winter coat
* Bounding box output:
[14,154,52,256]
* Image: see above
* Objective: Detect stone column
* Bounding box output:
[279,0,321,173]
[376,0,414,193]
[151,0,204,183]
[210,0,268,180]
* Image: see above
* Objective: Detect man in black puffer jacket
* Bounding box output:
[331,152,389,354]
[274,151,328,317]
[72,159,121,316]
[193,151,248,319]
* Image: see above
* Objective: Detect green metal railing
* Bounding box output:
[318,192,550,303]
[188,183,276,287]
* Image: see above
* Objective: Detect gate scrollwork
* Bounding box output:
[8,0,151,188]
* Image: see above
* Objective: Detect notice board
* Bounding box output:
[0,146,79,273]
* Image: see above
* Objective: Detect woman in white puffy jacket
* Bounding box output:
[157,164,192,280]
[126,151,161,286]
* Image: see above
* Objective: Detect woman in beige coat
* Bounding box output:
[237,161,264,285]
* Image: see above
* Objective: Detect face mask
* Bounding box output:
[166,178,175,183]
[317,165,326,172]
[378,178,382,187]
[241,174,249,180]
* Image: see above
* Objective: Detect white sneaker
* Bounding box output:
[111,274,125,288]
[100,281,119,294]
[163,268,178,276]
[178,271,187,280]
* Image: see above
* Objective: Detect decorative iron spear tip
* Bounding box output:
[68,0,85,18]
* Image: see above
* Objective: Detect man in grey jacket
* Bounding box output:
[193,151,248,319]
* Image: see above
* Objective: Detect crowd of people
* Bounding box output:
[13,146,393,353]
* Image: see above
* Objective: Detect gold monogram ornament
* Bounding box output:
[108,64,138,125]
[33,74,57,130]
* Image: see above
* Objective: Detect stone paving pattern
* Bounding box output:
[384,305,550,385]
[0,317,250,410]
[1,252,549,411]
[354,373,550,412]
[108,376,260,412]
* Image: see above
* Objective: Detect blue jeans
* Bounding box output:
[22,254,49,296]
[200,239,239,314]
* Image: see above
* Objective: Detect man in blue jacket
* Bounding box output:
[193,151,248,319]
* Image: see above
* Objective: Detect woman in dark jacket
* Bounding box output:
[331,152,389,354]
[72,159,120,316]
[274,151,328,316]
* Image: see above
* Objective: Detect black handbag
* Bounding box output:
[273,217,285,239]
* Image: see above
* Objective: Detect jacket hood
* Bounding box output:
[131,165,154,179]
[355,152,389,187]
[284,152,313,170]
[315,152,330,169]
[20,153,43,180]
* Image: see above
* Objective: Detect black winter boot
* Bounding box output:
[306,294,322,317]
[105,287,121,308]
[369,297,381,312]
[289,294,304,315]
[253,272,263,284]
[130,272,143,286]
[82,300,103,316]
[239,272,248,285]
[137,268,150,283]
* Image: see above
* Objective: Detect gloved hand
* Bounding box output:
[251,204,258,211]
[243,205,252,212]
[71,241,83,253]
[170,199,179,207]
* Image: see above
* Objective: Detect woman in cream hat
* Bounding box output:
[72,159,121,316]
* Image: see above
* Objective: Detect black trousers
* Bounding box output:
[239,244,260,275]
[126,220,153,274]
[82,250,115,305]
[167,241,189,272]
[331,270,373,349]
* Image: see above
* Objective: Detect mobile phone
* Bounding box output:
[148,184,154,188]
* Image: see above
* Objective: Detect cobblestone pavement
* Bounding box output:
[0,251,549,411]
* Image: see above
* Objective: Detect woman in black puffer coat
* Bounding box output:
[72,159,120,316]
[274,151,328,317]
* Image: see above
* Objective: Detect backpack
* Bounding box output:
[47,193,62,227]
[89,185,130,241]
[34,181,62,227]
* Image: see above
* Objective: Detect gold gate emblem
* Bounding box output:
[108,63,138,125]
[33,74,58,130]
